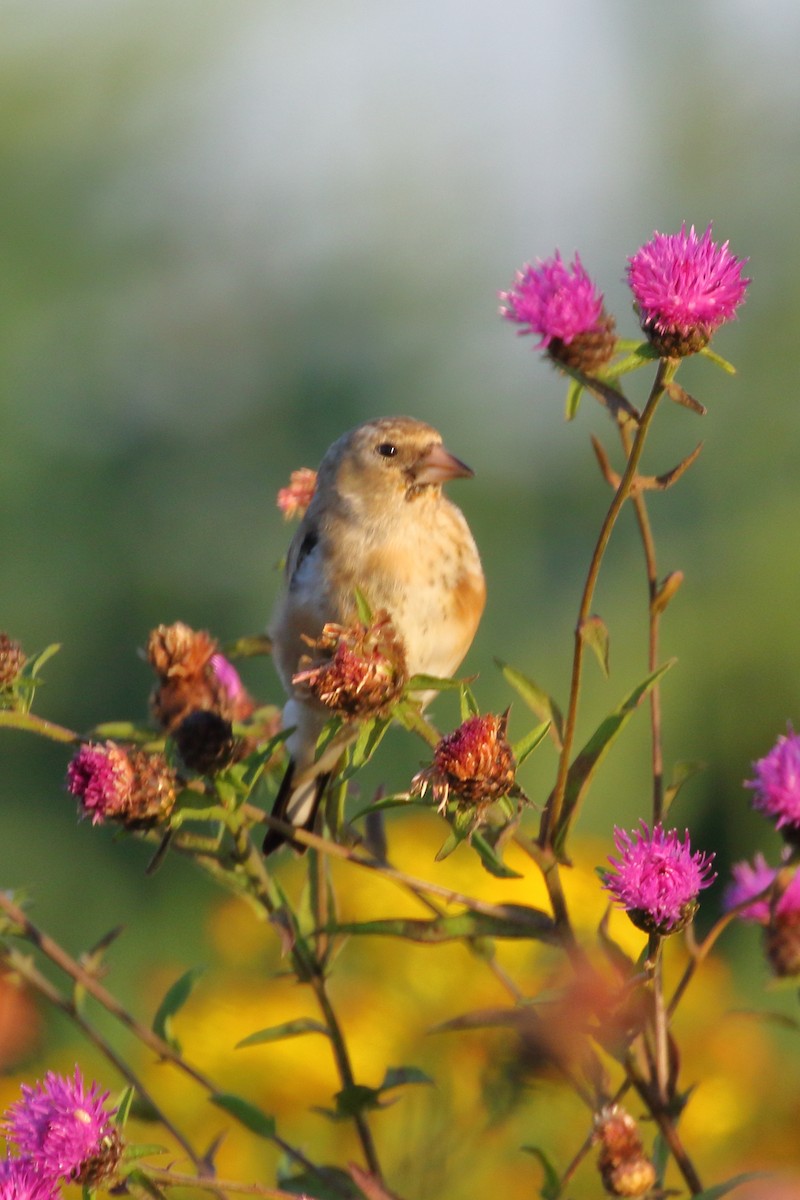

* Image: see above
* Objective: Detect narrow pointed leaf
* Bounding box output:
[579,614,610,677]
[698,345,736,374]
[353,587,374,624]
[323,906,557,944]
[522,1146,562,1200]
[471,831,524,879]
[496,660,563,747]
[380,1066,433,1091]
[210,1092,276,1139]
[340,716,392,782]
[406,673,466,693]
[459,682,480,721]
[565,376,584,421]
[693,1174,765,1200]
[554,660,675,851]
[512,720,551,767]
[236,1019,330,1048]
[152,967,205,1052]
[663,759,707,813]
[121,1168,168,1199]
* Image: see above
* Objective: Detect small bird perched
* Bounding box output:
[263,416,485,854]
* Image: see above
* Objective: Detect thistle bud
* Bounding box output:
[0,633,26,689]
[174,709,240,775]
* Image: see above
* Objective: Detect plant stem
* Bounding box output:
[540,359,675,849]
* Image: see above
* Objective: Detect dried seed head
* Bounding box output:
[174,709,240,775]
[0,633,26,689]
[147,622,254,731]
[412,712,516,813]
[594,1105,657,1197]
[292,611,407,718]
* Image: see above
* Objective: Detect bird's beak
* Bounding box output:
[414,442,474,486]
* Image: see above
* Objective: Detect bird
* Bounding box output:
[263,416,486,855]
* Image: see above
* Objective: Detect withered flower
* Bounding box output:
[412,712,516,813]
[146,621,254,731]
[594,1105,657,1197]
[174,709,240,776]
[292,611,407,719]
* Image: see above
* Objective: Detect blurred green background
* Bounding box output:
[2,1,800,1193]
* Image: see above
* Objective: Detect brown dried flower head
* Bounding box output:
[0,633,26,689]
[124,750,178,829]
[77,1125,124,1188]
[292,611,407,718]
[412,712,516,813]
[146,621,254,731]
[174,710,240,776]
[594,1105,657,1197]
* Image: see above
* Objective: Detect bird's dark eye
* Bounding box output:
[376,442,397,458]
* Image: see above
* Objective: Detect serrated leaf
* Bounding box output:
[323,905,557,944]
[522,1145,562,1200]
[693,1174,765,1200]
[554,660,675,852]
[579,614,610,677]
[236,1018,330,1048]
[512,720,551,767]
[496,660,563,748]
[152,966,204,1052]
[380,1065,433,1090]
[210,1092,276,1139]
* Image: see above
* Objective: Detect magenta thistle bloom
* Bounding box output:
[0,1159,59,1200]
[603,821,716,935]
[66,741,134,825]
[2,1067,120,1186]
[745,727,800,841]
[724,853,777,924]
[277,467,317,521]
[210,653,246,706]
[500,253,616,371]
[626,224,749,355]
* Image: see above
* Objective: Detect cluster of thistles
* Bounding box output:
[0,1067,121,1198]
[501,223,749,365]
[724,727,800,975]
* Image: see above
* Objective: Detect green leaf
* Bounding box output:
[693,1174,765,1200]
[564,376,584,421]
[406,672,466,693]
[394,698,441,747]
[553,660,675,852]
[434,827,463,861]
[121,1167,168,1199]
[496,660,563,747]
[210,1092,276,1139]
[114,1086,135,1128]
[353,587,373,624]
[0,709,78,743]
[152,967,205,1053]
[380,1065,433,1090]
[603,341,659,378]
[88,721,157,743]
[276,1167,363,1199]
[121,1143,169,1163]
[459,682,480,722]
[663,759,707,813]
[512,720,551,767]
[339,716,392,782]
[236,1018,330,1048]
[323,905,557,944]
[470,831,524,879]
[522,1145,562,1200]
[579,614,610,677]
[698,345,737,374]
[333,1083,382,1117]
[23,642,62,681]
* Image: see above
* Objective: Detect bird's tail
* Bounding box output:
[262,760,331,855]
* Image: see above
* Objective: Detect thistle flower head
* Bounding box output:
[724,853,777,924]
[0,1159,59,1200]
[593,1105,656,1198]
[500,252,617,370]
[277,468,317,521]
[66,742,135,825]
[745,727,800,843]
[292,612,407,718]
[2,1067,121,1187]
[626,223,749,355]
[764,867,800,978]
[412,712,516,813]
[602,821,716,935]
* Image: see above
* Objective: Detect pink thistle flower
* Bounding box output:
[723,853,777,924]
[603,821,716,935]
[626,223,749,355]
[745,727,800,842]
[0,1159,59,1200]
[2,1067,121,1186]
[277,468,317,521]
[66,742,134,825]
[500,253,616,371]
[210,654,246,706]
